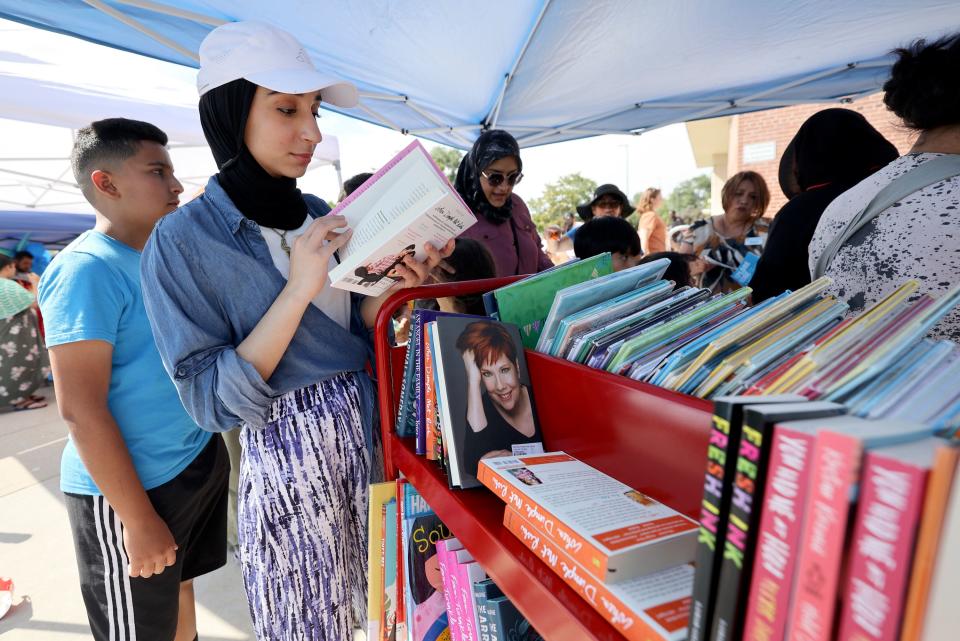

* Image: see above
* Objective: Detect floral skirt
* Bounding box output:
[238,372,370,641]
[0,309,49,405]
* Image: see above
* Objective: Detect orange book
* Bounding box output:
[503,506,693,641]
[424,323,438,460]
[478,452,697,583]
[898,444,960,641]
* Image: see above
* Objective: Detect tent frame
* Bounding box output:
[81,0,898,150]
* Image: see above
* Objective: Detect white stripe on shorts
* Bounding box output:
[95,496,136,641]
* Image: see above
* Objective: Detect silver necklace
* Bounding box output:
[265,227,292,258]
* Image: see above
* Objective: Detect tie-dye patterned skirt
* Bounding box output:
[238,372,370,640]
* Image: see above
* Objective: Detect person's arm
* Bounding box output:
[49,341,177,579]
[236,215,357,380]
[461,349,487,432]
[358,239,454,329]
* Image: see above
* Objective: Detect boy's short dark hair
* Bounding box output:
[342,172,373,198]
[641,251,698,289]
[573,216,641,261]
[71,118,168,201]
[13,250,33,261]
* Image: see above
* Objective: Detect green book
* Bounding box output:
[494,253,613,349]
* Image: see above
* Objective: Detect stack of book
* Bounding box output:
[395,311,547,490]
[368,480,545,641]
[688,395,960,641]
[477,452,700,641]
[487,256,960,416]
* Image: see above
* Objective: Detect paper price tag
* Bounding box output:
[512,442,545,457]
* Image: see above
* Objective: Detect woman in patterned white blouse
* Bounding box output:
[808,34,960,340]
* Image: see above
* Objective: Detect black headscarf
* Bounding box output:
[751,108,899,302]
[454,129,522,225]
[791,108,899,192]
[199,78,308,230]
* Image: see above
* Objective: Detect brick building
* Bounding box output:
[686,93,917,217]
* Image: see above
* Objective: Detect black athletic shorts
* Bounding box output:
[64,435,230,641]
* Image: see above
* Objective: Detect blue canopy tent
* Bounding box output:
[0,1,957,150]
[0,209,95,273]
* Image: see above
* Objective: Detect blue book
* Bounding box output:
[413,310,484,454]
[535,257,670,353]
[486,596,544,641]
[472,579,503,641]
[401,484,454,641]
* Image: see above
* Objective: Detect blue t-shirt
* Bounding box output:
[38,230,211,495]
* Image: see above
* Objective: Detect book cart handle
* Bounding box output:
[373,276,524,480]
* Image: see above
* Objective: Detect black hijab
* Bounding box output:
[751,108,899,302]
[792,108,899,192]
[454,129,522,225]
[199,78,308,230]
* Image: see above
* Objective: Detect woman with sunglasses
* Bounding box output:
[454,130,553,277]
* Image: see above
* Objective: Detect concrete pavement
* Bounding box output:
[0,386,255,641]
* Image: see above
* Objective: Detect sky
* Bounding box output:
[0,18,708,215]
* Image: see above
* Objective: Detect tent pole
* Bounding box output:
[486,0,554,129]
[406,125,482,136]
[109,0,225,26]
[0,168,79,188]
[516,103,645,146]
[30,167,74,208]
[358,92,409,103]
[82,0,200,62]
[355,104,404,133]
[404,100,472,147]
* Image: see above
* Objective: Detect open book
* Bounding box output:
[328,140,477,295]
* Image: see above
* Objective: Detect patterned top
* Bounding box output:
[0,278,34,320]
[808,153,960,340]
[682,216,768,293]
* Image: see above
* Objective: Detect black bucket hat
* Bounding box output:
[576,184,635,221]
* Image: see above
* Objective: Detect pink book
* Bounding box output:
[453,550,486,641]
[836,438,939,641]
[437,538,465,641]
[785,418,931,641]
[326,140,477,296]
[742,419,821,641]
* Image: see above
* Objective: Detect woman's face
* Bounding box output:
[0,263,15,279]
[591,196,623,218]
[725,179,759,223]
[653,194,663,210]
[480,156,520,209]
[480,353,520,411]
[245,86,322,179]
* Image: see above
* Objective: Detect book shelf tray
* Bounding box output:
[376,279,716,640]
[393,433,630,641]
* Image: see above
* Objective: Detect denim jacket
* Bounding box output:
[141,176,376,434]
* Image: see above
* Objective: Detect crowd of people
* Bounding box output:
[4,17,957,641]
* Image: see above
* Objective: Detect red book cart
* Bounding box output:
[375,278,713,641]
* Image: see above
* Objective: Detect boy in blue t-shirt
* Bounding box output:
[39,118,228,641]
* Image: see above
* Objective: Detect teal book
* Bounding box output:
[486,596,544,641]
[494,252,613,349]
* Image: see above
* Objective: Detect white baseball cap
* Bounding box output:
[196,21,358,107]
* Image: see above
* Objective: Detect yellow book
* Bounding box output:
[367,482,397,641]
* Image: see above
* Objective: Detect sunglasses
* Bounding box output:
[481,169,523,187]
[593,198,622,209]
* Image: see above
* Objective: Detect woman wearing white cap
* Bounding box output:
[140,21,451,640]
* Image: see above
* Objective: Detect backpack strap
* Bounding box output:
[814,154,960,278]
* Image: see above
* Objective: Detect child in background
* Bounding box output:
[572,215,642,271]
[640,251,707,289]
[38,118,228,641]
[430,238,497,315]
